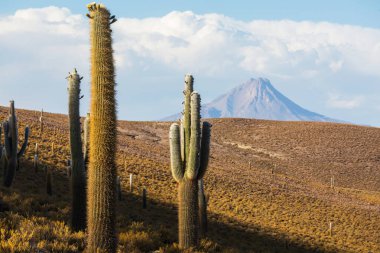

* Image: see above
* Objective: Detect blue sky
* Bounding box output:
[3,0,380,27]
[0,1,380,125]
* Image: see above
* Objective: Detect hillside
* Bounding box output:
[0,106,379,252]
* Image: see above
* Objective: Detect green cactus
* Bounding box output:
[67,68,87,231]
[86,2,118,252]
[2,101,29,187]
[198,179,208,237]
[1,148,6,178]
[0,124,3,172]
[1,123,4,176]
[169,75,211,249]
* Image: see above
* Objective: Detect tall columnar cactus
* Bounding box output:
[67,68,87,231]
[2,101,29,187]
[169,75,211,248]
[0,124,3,164]
[86,2,118,252]
[0,124,3,173]
[83,113,90,170]
[198,179,208,237]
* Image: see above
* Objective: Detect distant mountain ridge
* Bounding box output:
[163,77,339,122]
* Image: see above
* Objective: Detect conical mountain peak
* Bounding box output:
[163,77,340,123]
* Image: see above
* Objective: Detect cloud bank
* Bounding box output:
[0,7,379,125]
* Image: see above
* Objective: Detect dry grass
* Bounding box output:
[0,108,379,252]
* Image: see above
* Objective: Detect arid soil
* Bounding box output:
[0,107,379,252]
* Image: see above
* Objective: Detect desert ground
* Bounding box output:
[0,106,379,252]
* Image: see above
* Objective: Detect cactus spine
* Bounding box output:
[67,68,87,231]
[169,75,211,249]
[2,101,29,187]
[86,2,118,252]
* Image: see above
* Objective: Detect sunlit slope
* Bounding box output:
[0,107,379,252]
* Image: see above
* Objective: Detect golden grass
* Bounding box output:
[0,108,379,252]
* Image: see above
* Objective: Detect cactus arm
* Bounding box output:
[9,101,18,156]
[183,74,194,164]
[186,92,201,180]
[17,126,29,159]
[170,123,184,182]
[197,122,211,180]
[180,117,185,162]
[3,122,10,157]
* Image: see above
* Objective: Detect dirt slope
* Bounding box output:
[0,107,379,252]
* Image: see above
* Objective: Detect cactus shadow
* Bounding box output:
[118,190,337,253]
[2,158,336,253]
[0,157,71,218]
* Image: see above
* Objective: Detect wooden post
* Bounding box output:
[129,173,133,192]
[142,188,147,209]
[329,222,333,236]
[34,154,38,173]
[330,176,335,189]
[39,109,44,136]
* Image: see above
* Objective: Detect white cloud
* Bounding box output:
[0,7,379,124]
[327,94,364,109]
[1,7,379,80]
[113,13,380,78]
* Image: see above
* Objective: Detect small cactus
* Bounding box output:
[2,101,29,187]
[67,68,87,231]
[169,75,211,249]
